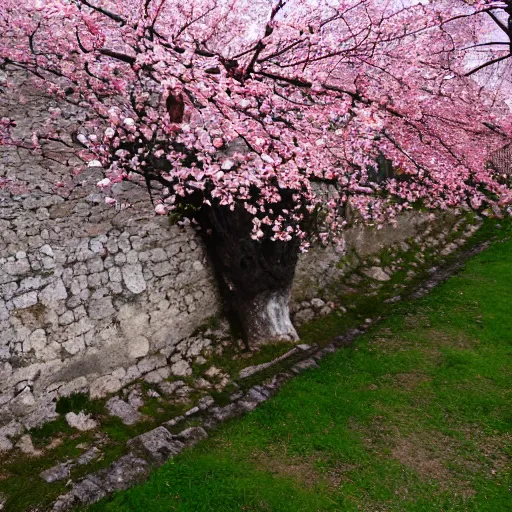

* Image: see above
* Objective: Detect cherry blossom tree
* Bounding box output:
[1,0,511,344]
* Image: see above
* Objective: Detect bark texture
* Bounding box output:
[237,288,299,345]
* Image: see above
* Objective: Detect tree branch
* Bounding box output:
[77,0,126,25]
[98,48,136,65]
[465,52,511,76]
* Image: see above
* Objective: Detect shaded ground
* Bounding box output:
[86,224,512,512]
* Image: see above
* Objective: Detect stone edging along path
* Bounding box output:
[46,237,493,511]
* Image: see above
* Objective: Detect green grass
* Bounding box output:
[88,222,512,512]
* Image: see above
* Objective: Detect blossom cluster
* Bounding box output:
[1,0,511,248]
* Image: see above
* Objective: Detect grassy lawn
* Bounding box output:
[88,228,512,512]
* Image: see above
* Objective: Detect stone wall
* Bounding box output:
[0,186,221,430]
[0,75,225,431]
[293,209,439,302]
[0,72,474,435]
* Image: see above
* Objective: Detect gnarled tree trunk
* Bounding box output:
[197,204,300,346]
[238,288,298,344]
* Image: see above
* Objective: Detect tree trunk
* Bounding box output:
[238,288,299,346]
[197,204,300,346]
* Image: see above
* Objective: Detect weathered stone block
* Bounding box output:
[105,397,141,426]
[12,292,38,310]
[128,426,185,464]
[122,264,147,294]
[89,376,122,399]
[173,426,208,447]
[65,412,97,431]
[41,463,71,483]
[99,454,150,492]
[362,266,391,282]
[88,297,115,320]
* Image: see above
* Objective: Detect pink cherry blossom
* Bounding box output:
[97,178,111,189]
[0,0,510,250]
[154,204,167,215]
